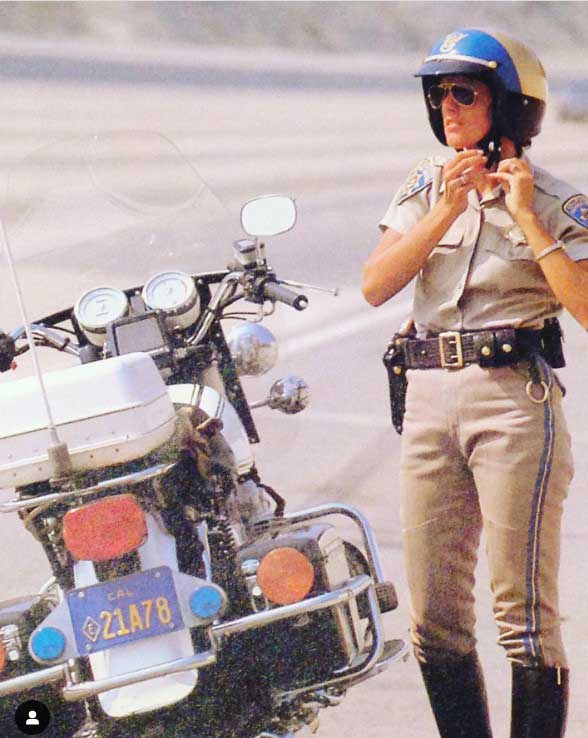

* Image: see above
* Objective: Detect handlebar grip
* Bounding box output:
[262,281,308,311]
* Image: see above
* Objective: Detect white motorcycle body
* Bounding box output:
[0,354,254,717]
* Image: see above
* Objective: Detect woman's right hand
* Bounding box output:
[440,149,487,216]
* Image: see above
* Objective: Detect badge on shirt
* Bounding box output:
[562,194,588,229]
[396,161,433,205]
[505,224,528,246]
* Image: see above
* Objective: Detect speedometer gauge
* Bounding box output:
[141,271,200,329]
[74,287,129,346]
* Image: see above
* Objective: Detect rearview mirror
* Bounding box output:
[240,195,296,237]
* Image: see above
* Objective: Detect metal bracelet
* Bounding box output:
[535,240,565,262]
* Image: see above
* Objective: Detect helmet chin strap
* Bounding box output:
[476,126,502,169]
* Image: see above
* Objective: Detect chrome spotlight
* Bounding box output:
[227,323,278,377]
[268,375,310,415]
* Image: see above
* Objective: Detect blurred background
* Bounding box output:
[0,3,587,737]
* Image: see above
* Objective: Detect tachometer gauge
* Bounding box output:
[141,271,200,329]
[74,287,129,346]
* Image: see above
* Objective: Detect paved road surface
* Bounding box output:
[0,46,587,738]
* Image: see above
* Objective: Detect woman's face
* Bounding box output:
[438,76,493,149]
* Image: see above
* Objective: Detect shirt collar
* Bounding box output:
[437,152,535,205]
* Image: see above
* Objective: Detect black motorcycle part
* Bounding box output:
[236,524,356,690]
[342,542,398,617]
[84,636,276,738]
[106,310,175,371]
[0,600,86,738]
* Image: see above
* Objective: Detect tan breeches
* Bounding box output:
[400,358,573,668]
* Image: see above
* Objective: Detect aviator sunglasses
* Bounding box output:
[427,82,478,109]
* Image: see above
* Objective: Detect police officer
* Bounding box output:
[362,28,588,738]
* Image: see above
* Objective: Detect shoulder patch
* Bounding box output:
[562,194,588,229]
[396,160,433,205]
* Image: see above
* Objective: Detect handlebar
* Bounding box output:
[262,280,308,311]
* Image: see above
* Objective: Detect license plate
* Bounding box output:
[67,566,184,655]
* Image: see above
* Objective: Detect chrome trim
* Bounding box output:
[187,272,241,346]
[277,586,385,700]
[0,663,70,697]
[11,324,80,357]
[424,53,497,68]
[212,574,371,639]
[197,520,213,582]
[0,573,390,703]
[278,503,386,583]
[438,331,464,369]
[333,638,410,691]
[62,650,216,702]
[0,463,176,513]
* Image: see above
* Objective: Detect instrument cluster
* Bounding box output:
[73,271,200,347]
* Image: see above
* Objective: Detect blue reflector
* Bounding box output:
[31,627,66,661]
[190,586,223,619]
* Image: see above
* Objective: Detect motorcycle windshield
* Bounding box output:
[0,131,231,328]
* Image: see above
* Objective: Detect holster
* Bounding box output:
[540,317,566,369]
[382,330,412,435]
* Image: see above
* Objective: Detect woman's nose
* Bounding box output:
[442,93,459,115]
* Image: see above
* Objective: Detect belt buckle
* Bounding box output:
[438,331,464,368]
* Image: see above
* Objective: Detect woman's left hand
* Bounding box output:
[487,158,535,223]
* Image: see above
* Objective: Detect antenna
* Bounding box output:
[0,219,72,479]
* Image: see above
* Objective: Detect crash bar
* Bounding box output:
[0,575,371,701]
[0,463,176,514]
[62,650,216,702]
[269,502,386,584]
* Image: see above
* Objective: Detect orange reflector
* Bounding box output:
[0,641,6,673]
[63,494,147,562]
[256,547,314,605]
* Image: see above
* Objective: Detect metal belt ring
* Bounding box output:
[526,379,550,404]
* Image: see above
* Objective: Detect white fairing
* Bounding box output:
[0,353,176,488]
[74,513,197,717]
[168,384,254,475]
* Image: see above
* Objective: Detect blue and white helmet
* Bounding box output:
[416,29,547,149]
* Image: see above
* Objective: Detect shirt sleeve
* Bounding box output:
[558,194,588,262]
[378,159,434,233]
[534,170,588,261]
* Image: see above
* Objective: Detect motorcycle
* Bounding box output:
[0,132,407,738]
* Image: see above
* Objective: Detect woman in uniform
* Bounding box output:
[362,28,588,738]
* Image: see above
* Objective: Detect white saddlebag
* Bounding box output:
[0,353,176,488]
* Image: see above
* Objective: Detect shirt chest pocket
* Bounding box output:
[432,221,465,255]
[483,231,536,261]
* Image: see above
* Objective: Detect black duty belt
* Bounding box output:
[383,321,565,435]
[400,328,546,370]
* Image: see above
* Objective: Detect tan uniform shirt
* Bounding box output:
[380,156,588,334]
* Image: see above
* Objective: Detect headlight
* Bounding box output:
[141,271,200,330]
[227,323,278,376]
[74,286,129,346]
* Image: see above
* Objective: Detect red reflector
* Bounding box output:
[63,494,147,561]
[0,641,6,673]
[257,547,315,605]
